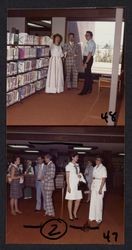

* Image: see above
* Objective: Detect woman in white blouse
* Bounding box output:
[45,33,64,94]
[65,153,82,221]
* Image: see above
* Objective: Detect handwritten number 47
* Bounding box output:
[103,230,118,242]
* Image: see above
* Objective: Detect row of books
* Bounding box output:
[7,32,52,46]
[7,46,50,61]
[7,58,49,76]
[7,68,48,91]
[7,79,46,106]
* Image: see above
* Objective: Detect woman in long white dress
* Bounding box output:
[45,34,64,93]
[65,153,83,221]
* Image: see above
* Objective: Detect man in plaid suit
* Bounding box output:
[63,33,79,89]
[44,154,56,217]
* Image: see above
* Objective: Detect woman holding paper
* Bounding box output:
[9,156,23,215]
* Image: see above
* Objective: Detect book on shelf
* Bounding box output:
[35,79,46,91]
[37,68,48,80]
[18,71,38,86]
[7,62,17,76]
[7,76,19,92]
[7,47,19,61]
[19,84,36,99]
[7,33,15,45]
[6,90,19,107]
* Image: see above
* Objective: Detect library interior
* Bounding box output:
[6,8,125,126]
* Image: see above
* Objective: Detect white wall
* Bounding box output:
[7,17,26,32]
[52,17,66,45]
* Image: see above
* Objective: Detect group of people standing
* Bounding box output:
[45,31,96,95]
[8,154,55,217]
[65,153,107,226]
[8,152,107,227]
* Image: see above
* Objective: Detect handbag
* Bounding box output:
[78,181,88,191]
[74,164,88,191]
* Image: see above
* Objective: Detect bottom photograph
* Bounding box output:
[6,126,124,244]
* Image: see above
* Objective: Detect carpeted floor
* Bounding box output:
[7,82,125,126]
[6,188,124,244]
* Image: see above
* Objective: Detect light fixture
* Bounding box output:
[118,153,125,156]
[25,150,39,153]
[27,22,44,28]
[77,152,86,154]
[74,147,92,151]
[8,145,29,149]
[41,20,51,24]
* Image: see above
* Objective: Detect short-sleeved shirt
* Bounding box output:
[83,39,96,56]
[91,164,107,192]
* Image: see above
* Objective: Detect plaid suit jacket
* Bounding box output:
[43,161,56,191]
[63,42,79,66]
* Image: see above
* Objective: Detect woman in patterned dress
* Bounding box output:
[9,156,23,215]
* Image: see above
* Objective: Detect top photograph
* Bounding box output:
[6,7,125,126]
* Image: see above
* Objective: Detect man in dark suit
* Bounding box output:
[44,154,56,217]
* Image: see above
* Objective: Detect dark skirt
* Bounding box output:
[10,179,23,199]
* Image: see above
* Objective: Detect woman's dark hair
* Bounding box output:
[68,32,74,37]
[86,31,93,38]
[11,155,20,164]
[70,152,79,161]
[44,153,52,161]
[37,155,44,161]
[53,33,63,44]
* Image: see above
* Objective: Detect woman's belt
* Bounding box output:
[93,177,102,180]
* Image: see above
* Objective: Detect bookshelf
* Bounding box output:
[6,32,50,107]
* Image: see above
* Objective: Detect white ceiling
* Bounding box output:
[7,139,124,154]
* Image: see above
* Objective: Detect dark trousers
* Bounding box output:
[81,56,93,93]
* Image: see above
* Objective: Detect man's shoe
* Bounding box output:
[35,209,40,213]
[88,90,92,94]
[82,221,90,231]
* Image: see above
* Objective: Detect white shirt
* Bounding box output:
[91,164,107,192]
[37,163,44,180]
[83,39,96,56]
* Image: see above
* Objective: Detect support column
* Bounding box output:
[7,17,26,32]
[52,17,66,45]
[108,8,123,125]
